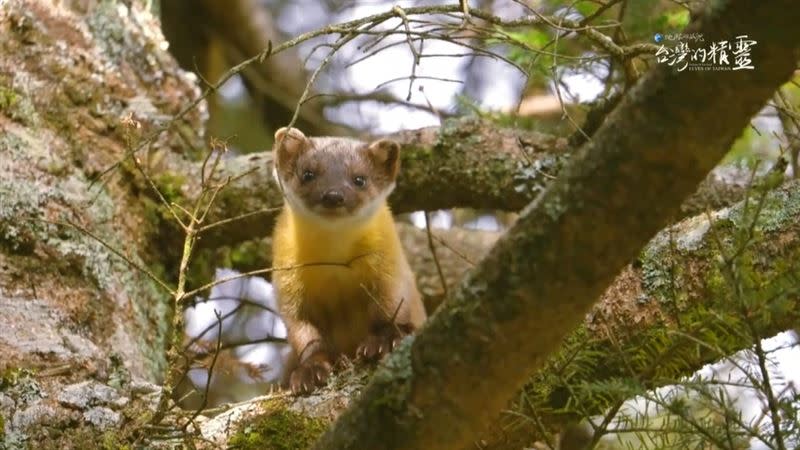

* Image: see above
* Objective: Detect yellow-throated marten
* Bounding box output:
[271,127,426,394]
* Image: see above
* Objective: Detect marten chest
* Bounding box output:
[289,227,387,306]
[272,208,396,353]
[296,263,382,353]
[298,263,378,306]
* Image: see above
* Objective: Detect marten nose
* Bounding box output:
[321,190,345,208]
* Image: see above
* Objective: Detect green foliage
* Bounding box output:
[228,239,267,271]
[35,426,132,450]
[622,0,688,41]
[505,28,551,64]
[153,172,187,205]
[573,2,599,18]
[661,10,690,29]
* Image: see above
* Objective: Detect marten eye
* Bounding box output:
[301,170,315,183]
[353,175,367,188]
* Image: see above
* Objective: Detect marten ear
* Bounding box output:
[274,127,310,169]
[274,127,309,155]
[367,139,400,180]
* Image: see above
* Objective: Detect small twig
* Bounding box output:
[192,336,288,359]
[171,202,197,223]
[132,155,187,231]
[392,6,422,101]
[307,91,453,118]
[424,211,448,299]
[183,309,224,430]
[37,364,74,378]
[183,254,372,299]
[360,283,404,335]
[198,206,283,233]
[184,303,245,352]
[51,219,174,295]
[431,233,477,266]
[374,75,463,91]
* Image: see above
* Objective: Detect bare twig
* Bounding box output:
[183,254,373,299]
[51,219,174,295]
[424,211,448,299]
[183,309,225,430]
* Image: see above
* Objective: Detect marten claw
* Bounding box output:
[290,356,332,395]
[357,326,411,361]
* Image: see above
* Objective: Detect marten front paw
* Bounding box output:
[357,324,413,361]
[290,353,332,395]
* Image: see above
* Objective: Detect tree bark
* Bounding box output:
[0,0,203,446]
[313,1,800,449]
[0,0,205,381]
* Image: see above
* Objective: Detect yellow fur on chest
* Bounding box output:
[273,205,400,353]
[273,205,396,308]
[297,265,374,308]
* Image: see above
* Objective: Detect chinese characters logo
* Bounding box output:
[655,35,756,72]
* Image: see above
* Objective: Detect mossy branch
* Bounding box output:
[178,117,754,251]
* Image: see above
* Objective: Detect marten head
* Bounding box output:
[272,127,400,225]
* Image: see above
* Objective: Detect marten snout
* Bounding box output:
[321,190,345,208]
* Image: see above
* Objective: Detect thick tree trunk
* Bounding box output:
[0,0,204,446]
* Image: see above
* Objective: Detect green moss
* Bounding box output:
[0,82,39,125]
[1,369,41,407]
[0,86,19,111]
[37,426,132,450]
[229,239,267,270]
[228,400,329,450]
[400,145,432,165]
[360,337,417,423]
[0,368,34,391]
[639,232,686,307]
[140,196,166,226]
[743,183,800,233]
[153,172,187,204]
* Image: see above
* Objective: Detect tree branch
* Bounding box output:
[182,116,752,250]
[175,119,566,248]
